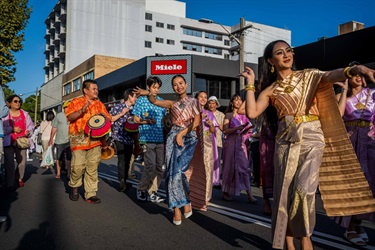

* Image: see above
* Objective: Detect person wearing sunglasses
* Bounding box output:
[3,95,34,190]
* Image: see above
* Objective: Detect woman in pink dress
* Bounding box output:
[221,94,257,203]
[134,75,200,226]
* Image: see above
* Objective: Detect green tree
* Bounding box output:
[0,0,32,84]
[2,85,15,100]
[22,94,41,123]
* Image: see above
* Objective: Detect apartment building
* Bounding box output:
[41,0,291,115]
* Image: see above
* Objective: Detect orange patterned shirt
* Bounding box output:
[65,96,112,151]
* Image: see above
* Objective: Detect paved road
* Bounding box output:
[1,154,375,250]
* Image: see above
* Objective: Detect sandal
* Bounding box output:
[355,226,369,243]
[344,231,366,246]
[54,175,60,179]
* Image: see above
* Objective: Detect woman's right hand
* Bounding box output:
[175,132,184,147]
[13,126,22,133]
[241,66,255,85]
[133,87,149,97]
[334,79,348,89]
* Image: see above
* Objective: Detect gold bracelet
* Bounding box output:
[343,66,353,79]
[245,84,256,92]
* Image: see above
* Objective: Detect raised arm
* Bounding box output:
[334,80,348,117]
[241,67,273,119]
[320,65,375,85]
[133,87,175,109]
[175,113,200,146]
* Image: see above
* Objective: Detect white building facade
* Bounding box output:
[41,0,291,113]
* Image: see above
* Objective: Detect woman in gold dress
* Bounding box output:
[241,40,375,250]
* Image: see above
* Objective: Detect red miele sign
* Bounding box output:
[151,60,187,75]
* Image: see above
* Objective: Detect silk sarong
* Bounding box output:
[165,127,198,209]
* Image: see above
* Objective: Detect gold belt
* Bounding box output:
[280,114,319,124]
[345,120,373,127]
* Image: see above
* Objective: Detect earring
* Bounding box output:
[271,65,275,73]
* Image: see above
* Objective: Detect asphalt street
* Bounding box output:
[0,154,375,250]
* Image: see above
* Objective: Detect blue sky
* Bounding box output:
[9,0,375,98]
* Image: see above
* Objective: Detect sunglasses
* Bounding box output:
[13,100,22,103]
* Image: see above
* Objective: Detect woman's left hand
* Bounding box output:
[25,130,30,137]
[175,132,184,147]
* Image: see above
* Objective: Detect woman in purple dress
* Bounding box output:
[221,94,257,203]
[334,63,375,246]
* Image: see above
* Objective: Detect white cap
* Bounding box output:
[208,96,220,107]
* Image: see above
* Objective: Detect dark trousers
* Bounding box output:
[115,141,133,181]
[4,145,27,188]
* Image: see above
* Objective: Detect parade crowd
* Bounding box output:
[1,40,375,250]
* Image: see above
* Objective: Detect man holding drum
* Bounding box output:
[66,79,126,204]
[110,88,138,192]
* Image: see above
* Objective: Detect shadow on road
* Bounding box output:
[15,221,56,250]
[191,211,273,249]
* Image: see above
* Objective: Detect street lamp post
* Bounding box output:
[199,17,255,92]
[34,87,38,124]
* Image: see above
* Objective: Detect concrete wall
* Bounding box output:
[40,73,63,111]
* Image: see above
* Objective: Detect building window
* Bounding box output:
[182,43,202,52]
[145,13,152,20]
[224,54,230,59]
[155,53,163,56]
[64,83,71,95]
[167,24,175,30]
[83,71,94,80]
[205,32,222,41]
[224,40,230,46]
[73,77,81,91]
[145,25,152,32]
[145,41,152,48]
[156,22,164,28]
[167,39,175,45]
[205,46,222,55]
[155,37,164,43]
[183,28,202,37]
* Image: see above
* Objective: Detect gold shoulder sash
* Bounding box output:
[316,80,375,216]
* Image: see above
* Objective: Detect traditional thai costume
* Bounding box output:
[221,114,252,196]
[165,96,200,209]
[270,69,375,249]
[332,87,375,228]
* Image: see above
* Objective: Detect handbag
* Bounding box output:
[38,121,50,145]
[15,137,30,149]
[37,133,42,145]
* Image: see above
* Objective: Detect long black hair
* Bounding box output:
[225,94,241,114]
[259,40,297,134]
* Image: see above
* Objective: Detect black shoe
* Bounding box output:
[213,184,222,189]
[124,182,132,191]
[137,190,147,201]
[69,188,79,201]
[85,196,101,204]
[119,179,126,192]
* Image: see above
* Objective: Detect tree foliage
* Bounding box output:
[22,94,41,123]
[0,0,32,84]
[2,86,15,100]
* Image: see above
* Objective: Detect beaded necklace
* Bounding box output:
[277,72,295,94]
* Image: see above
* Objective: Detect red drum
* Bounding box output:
[124,116,139,133]
[84,115,111,138]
